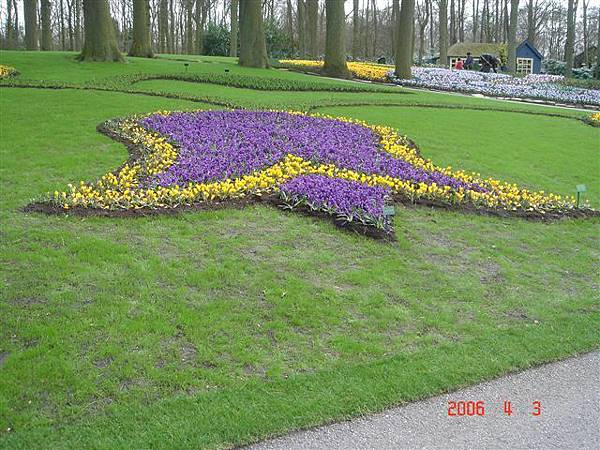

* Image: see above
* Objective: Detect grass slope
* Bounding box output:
[0,53,598,449]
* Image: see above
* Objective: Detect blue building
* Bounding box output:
[515,40,543,74]
[445,40,544,74]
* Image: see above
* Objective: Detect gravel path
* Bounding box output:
[245,350,600,450]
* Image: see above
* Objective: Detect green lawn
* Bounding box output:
[1,52,599,449]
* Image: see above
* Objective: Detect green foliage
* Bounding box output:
[544,58,594,79]
[499,43,508,66]
[202,23,231,57]
[265,18,294,59]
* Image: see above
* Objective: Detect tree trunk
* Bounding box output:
[449,0,455,44]
[159,0,168,53]
[297,0,306,57]
[395,0,414,78]
[594,14,600,79]
[195,0,206,54]
[184,0,194,54]
[238,0,269,68]
[67,0,73,50]
[507,0,519,73]
[306,0,318,58]
[526,0,535,45]
[323,0,350,78]
[392,0,400,58]
[169,0,175,53]
[24,0,39,50]
[286,0,295,52]
[439,0,448,66]
[472,0,479,42]
[78,0,124,61]
[581,0,588,67]
[371,0,378,56]
[74,0,81,50]
[230,0,239,57]
[564,0,575,77]
[5,0,13,49]
[129,0,154,57]
[40,0,52,50]
[353,0,360,58]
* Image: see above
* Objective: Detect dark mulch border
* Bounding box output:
[24,195,397,241]
[583,117,600,128]
[391,195,599,221]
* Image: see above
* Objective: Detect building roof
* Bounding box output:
[446,40,543,59]
[517,40,543,60]
[447,43,503,57]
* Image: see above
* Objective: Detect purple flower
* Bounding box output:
[279,174,389,224]
[141,110,480,192]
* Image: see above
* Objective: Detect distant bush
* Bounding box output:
[202,23,230,57]
[558,77,600,91]
[265,19,294,59]
[199,20,294,59]
[543,59,594,79]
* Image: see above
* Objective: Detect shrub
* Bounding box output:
[202,23,230,56]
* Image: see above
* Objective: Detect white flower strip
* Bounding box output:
[389,68,600,107]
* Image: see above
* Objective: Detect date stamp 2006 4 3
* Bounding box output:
[447,400,542,417]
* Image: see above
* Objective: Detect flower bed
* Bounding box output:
[279,59,600,107]
[585,112,600,127]
[38,110,593,238]
[279,60,392,83]
[279,175,393,237]
[390,68,600,107]
[0,65,18,78]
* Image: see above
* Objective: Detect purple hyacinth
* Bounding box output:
[140,111,482,192]
[279,174,389,222]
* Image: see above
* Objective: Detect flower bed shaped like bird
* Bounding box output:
[33,110,594,239]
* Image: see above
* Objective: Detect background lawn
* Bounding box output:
[0,53,598,449]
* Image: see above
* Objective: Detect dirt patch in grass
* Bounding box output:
[93,356,114,370]
[480,260,505,284]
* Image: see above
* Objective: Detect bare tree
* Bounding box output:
[297,0,306,57]
[564,0,576,77]
[439,0,448,66]
[129,0,154,57]
[416,0,430,63]
[352,0,360,58]
[24,0,39,50]
[238,0,269,67]
[78,0,123,61]
[323,0,350,77]
[306,0,318,57]
[472,0,480,41]
[40,0,52,50]
[581,0,588,67]
[396,0,415,78]
[507,0,519,72]
[595,11,600,78]
[230,0,239,57]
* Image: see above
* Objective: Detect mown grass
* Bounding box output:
[0,52,599,449]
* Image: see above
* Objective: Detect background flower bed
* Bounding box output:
[391,68,600,107]
[279,59,600,107]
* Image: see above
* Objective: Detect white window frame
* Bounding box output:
[516,57,533,75]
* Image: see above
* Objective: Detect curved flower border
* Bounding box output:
[0,65,18,78]
[27,109,595,239]
[585,112,600,127]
